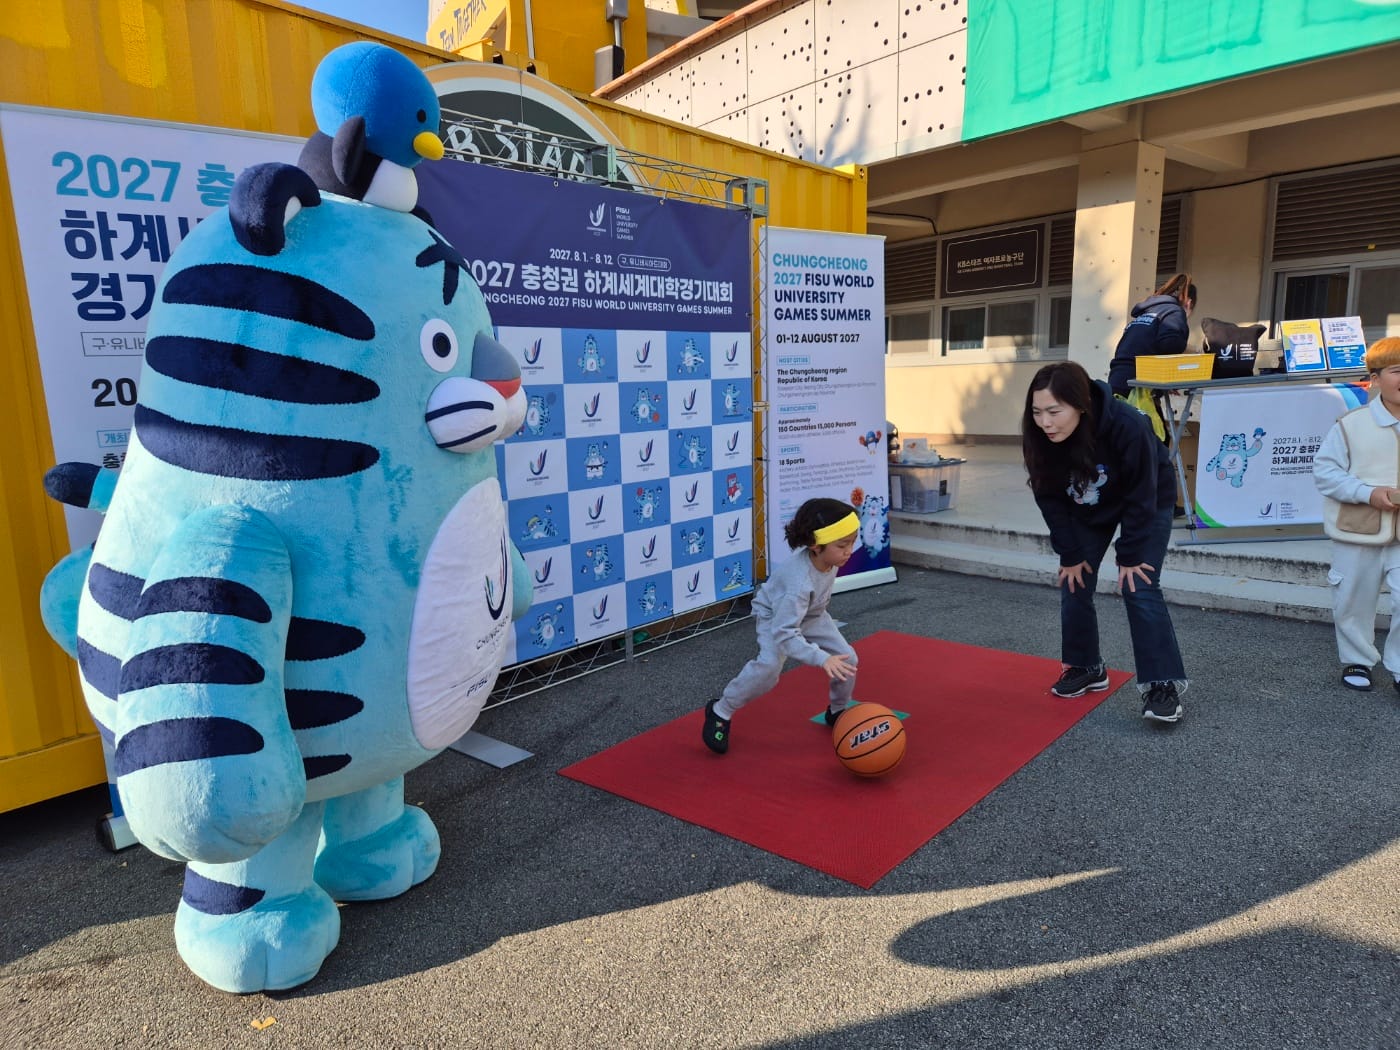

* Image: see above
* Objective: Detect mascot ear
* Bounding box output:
[229,162,321,256]
[331,116,367,186]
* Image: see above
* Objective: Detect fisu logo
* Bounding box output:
[587,202,606,230]
[684,481,699,505]
[583,392,600,418]
[642,535,656,559]
[637,439,654,463]
[529,450,548,475]
[726,341,740,364]
[592,595,609,621]
[533,556,553,584]
[522,338,543,365]
[727,519,741,539]
[726,430,740,453]
[686,571,701,594]
[587,494,605,520]
[635,340,651,364]
[682,389,697,411]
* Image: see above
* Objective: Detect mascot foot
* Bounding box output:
[315,802,441,901]
[174,884,340,993]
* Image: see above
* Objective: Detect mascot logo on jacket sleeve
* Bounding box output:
[38,42,531,994]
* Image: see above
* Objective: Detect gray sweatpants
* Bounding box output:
[715,613,857,718]
[1328,539,1400,680]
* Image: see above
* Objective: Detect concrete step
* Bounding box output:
[891,512,1332,586]
[890,516,1387,628]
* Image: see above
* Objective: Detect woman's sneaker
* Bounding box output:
[1141,682,1183,723]
[1051,664,1109,698]
[702,699,731,754]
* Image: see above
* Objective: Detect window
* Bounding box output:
[944,305,985,350]
[1049,295,1072,349]
[942,299,1037,358]
[1280,271,1348,321]
[1356,266,1400,343]
[886,310,933,357]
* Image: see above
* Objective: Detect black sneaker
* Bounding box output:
[824,704,847,728]
[1141,682,1182,723]
[702,699,731,754]
[1051,665,1109,698]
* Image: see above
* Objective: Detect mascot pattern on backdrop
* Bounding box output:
[38,42,531,994]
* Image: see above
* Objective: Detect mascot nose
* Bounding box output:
[471,331,521,400]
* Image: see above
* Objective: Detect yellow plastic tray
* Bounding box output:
[1135,354,1214,383]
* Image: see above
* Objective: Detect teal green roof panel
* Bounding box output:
[964,0,1400,141]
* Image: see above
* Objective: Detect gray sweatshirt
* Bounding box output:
[752,548,837,666]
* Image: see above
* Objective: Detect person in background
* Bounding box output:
[1313,336,1400,695]
[1023,361,1188,724]
[700,498,860,754]
[1107,273,1198,398]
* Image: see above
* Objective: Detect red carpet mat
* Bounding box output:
[559,631,1131,888]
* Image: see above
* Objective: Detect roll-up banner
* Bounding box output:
[761,227,892,592]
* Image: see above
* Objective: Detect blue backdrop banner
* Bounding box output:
[419,161,755,665]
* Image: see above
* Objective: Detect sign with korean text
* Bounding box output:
[941,224,1042,297]
[761,226,892,592]
[0,105,300,549]
[1279,318,1327,374]
[419,159,755,664]
[1321,316,1367,371]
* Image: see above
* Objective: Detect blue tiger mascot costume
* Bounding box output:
[38,43,531,993]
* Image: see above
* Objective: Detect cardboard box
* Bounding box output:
[1136,353,1214,383]
[890,459,964,514]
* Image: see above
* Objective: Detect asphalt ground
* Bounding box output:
[2,567,1398,1049]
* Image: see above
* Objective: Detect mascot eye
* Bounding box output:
[416,109,427,123]
[419,319,459,372]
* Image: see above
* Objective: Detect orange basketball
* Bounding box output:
[831,702,906,778]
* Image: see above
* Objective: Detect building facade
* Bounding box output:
[598,0,1400,440]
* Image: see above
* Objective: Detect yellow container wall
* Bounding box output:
[0,0,863,813]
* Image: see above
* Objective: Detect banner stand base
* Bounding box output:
[448,731,534,768]
[833,565,897,594]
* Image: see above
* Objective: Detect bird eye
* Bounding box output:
[416,109,427,124]
[419,319,459,372]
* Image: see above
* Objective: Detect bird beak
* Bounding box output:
[414,131,445,161]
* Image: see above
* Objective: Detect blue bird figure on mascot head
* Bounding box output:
[298,40,445,218]
[38,43,531,994]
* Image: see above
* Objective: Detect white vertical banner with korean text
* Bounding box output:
[762,227,892,591]
[0,105,299,549]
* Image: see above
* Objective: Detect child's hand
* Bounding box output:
[1369,487,1400,510]
[823,653,855,682]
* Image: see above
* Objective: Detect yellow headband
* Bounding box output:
[812,512,859,545]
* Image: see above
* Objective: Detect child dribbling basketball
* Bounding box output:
[701,498,859,754]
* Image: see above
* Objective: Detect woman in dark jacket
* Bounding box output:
[1023,361,1188,724]
[1107,273,1197,397]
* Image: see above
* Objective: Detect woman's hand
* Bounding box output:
[823,653,855,682]
[1057,562,1093,592]
[1117,562,1156,593]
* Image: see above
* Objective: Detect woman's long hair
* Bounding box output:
[1155,272,1197,310]
[1022,362,1099,495]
